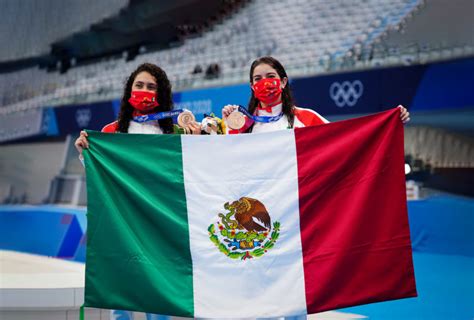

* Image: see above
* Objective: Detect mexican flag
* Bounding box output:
[83,108,416,318]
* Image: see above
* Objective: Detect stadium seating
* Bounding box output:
[1,0,473,115]
[3,0,465,114]
[0,0,128,62]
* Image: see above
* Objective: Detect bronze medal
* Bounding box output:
[177,111,196,128]
[227,111,245,130]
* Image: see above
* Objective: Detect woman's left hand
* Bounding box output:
[398,105,410,124]
[184,121,202,135]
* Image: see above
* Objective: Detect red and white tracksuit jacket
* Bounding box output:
[101,120,163,134]
[228,104,328,134]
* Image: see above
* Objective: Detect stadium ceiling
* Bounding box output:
[49,0,235,63]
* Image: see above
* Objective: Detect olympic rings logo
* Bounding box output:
[329,80,364,107]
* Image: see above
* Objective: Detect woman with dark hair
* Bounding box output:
[75,63,201,156]
[222,56,409,133]
[75,63,182,320]
[221,57,410,320]
[110,62,176,134]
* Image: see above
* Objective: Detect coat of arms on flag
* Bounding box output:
[208,197,281,260]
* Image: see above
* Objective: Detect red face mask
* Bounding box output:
[252,78,283,105]
[128,91,159,112]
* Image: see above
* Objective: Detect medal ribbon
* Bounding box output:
[237,106,284,123]
[133,109,186,123]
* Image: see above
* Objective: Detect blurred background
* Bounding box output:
[0,0,472,319]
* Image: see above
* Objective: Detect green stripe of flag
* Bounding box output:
[83,131,193,317]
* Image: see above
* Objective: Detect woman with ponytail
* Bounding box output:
[222,56,409,133]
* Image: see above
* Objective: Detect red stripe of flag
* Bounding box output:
[295,108,417,313]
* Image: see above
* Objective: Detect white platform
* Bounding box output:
[0,250,97,319]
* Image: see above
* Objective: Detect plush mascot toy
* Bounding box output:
[201,113,226,135]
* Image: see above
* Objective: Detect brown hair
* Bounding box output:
[247,56,295,131]
[117,63,174,133]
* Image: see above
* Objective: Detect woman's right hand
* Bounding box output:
[184,121,202,135]
[74,130,89,155]
[222,104,239,120]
